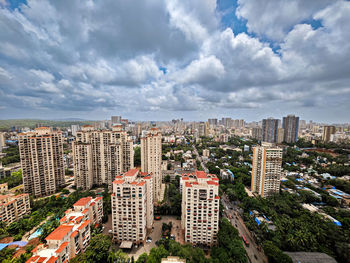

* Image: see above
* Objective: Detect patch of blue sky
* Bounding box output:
[5,0,27,10]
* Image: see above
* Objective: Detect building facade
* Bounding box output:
[27,196,102,263]
[18,127,65,197]
[282,115,299,143]
[322,126,336,142]
[251,127,262,141]
[111,169,153,245]
[251,143,283,197]
[72,125,134,190]
[141,128,162,202]
[0,192,30,225]
[262,118,279,143]
[181,171,220,246]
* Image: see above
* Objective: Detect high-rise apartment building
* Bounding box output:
[322,126,336,142]
[141,128,162,202]
[208,119,218,127]
[262,118,279,143]
[111,169,153,245]
[277,128,285,144]
[0,192,30,225]
[251,143,283,197]
[27,196,103,263]
[111,115,122,124]
[71,125,80,137]
[73,125,133,190]
[0,132,5,152]
[18,127,65,197]
[282,115,299,143]
[251,127,262,140]
[181,171,220,246]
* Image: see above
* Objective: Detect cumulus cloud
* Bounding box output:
[0,0,349,121]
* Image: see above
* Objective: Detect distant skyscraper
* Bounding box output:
[141,128,162,202]
[251,127,262,140]
[251,143,282,197]
[71,124,80,137]
[72,125,134,190]
[262,118,279,143]
[277,128,285,144]
[111,115,122,124]
[282,115,299,143]
[208,118,218,126]
[0,132,5,152]
[19,127,65,197]
[322,126,336,142]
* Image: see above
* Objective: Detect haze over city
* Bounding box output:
[1,0,350,122]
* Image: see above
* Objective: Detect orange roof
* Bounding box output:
[70,230,78,238]
[207,181,219,186]
[75,216,84,223]
[113,180,124,184]
[56,242,69,253]
[46,225,73,241]
[140,172,148,176]
[215,196,220,199]
[212,177,219,181]
[185,182,192,188]
[73,197,92,207]
[37,257,47,263]
[114,176,123,179]
[82,208,89,214]
[78,220,90,230]
[26,255,39,263]
[130,181,138,185]
[182,176,189,180]
[144,176,151,179]
[47,256,58,263]
[95,196,103,201]
[59,216,67,223]
[196,171,207,179]
[124,169,139,177]
[138,181,146,186]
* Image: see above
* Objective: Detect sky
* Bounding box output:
[0,0,350,123]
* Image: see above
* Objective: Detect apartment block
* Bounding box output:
[0,192,30,225]
[72,125,134,190]
[0,132,5,152]
[111,169,153,245]
[282,115,299,143]
[251,127,262,141]
[26,196,102,263]
[322,126,336,142]
[19,127,65,197]
[141,128,162,202]
[262,118,279,143]
[181,171,220,246]
[251,143,283,197]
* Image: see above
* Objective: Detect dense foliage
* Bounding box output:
[0,169,23,188]
[1,145,20,166]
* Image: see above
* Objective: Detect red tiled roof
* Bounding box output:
[26,255,39,263]
[182,177,189,180]
[82,208,89,214]
[144,176,151,179]
[46,256,58,263]
[196,171,207,179]
[124,169,139,177]
[114,176,123,179]
[185,182,192,188]
[95,196,103,201]
[207,181,219,186]
[113,180,124,184]
[130,181,138,185]
[138,181,146,186]
[70,230,78,238]
[37,257,47,263]
[73,197,92,207]
[78,220,90,230]
[46,225,73,241]
[56,242,69,253]
[215,196,220,199]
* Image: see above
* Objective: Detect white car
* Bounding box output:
[108,230,113,234]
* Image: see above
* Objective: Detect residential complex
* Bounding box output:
[141,127,162,202]
[181,171,220,246]
[0,189,30,225]
[251,143,283,197]
[282,115,299,143]
[18,127,65,197]
[111,169,153,246]
[262,118,279,143]
[322,125,336,142]
[27,196,103,263]
[72,125,134,190]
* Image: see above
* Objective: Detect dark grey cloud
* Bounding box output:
[0,0,349,122]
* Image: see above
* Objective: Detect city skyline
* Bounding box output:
[1,0,350,122]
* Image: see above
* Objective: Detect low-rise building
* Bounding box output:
[161,256,186,263]
[26,196,103,263]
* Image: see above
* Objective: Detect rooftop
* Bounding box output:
[45,224,73,241]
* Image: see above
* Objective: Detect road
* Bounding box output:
[221,194,267,263]
[192,144,209,173]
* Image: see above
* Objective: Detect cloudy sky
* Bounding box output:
[0,0,350,122]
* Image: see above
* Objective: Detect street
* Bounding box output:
[192,144,209,173]
[221,194,267,263]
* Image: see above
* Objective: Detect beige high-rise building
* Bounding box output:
[72,125,133,190]
[111,169,153,245]
[277,128,284,144]
[322,126,336,142]
[181,171,220,246]
[0,132,5,152]
[141,128,162,202]
[18,127,65,197]
[251,143,282,197]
